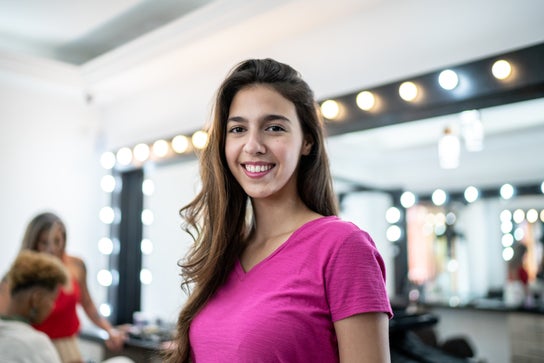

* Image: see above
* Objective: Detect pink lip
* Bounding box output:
[241,162,275,178]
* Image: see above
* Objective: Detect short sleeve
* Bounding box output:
[325,228,393,321]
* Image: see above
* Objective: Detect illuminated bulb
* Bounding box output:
[464,186,479,203]
[514,227,524,241]
[502,234,514,247]
[133,143,150,162]
[400,191,416,208]
[432,189,447,206]
[398,81,418,102]
[100,175,116,193]
[192,130,209,149]
[438,69,459,90]
[140,269,153,285]
[386,225,402,242]
[152,139,169,158]
[445,212,456,225]
[500,210,512,222]
[502,247,514,261]
[320,100,340,120]
[434,223,446,236]
[526,209,538,223]
[540,209,544,222]
[98,237,114,255]
[385,207,401,224]
[97,269,113,286]
[500,183,514,200]
[100,152,116,169]
[492,59,512,80]
[435,212,446,225]
[141,209,154,226]
[447,259,459,272]
[116,147,132,166]
[99,303,111,317]
[172,135,190,153]
[513,209,525,224]
[141,239,154,255]
[356,91,375,111]
[501,221,513,234]
[142,179,155,196]
[99,206,115,224]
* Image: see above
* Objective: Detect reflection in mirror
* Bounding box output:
[327,97,544,307]
[405,194,544,307]
[140,159,200,324]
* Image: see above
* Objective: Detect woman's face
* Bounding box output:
[36,223,65,259]
[225,85,312,201]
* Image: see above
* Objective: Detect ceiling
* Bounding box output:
[0,0,543,194]
[0,0,216,65]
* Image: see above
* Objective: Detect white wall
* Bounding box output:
[0,68,109,319]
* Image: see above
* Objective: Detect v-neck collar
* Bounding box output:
[235,216,334,279]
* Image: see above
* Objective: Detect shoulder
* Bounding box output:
[65,254,85,269]
[299,216,377,257]
[307,216,373,244]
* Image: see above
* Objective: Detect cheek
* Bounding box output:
[224,140,239,171]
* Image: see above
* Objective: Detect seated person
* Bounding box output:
[0,250,68,363]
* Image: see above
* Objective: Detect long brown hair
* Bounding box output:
[167,58,338,362]
[20,212,66,252]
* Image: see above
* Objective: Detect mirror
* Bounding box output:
[140,159,201,324]
[327,97,544,305]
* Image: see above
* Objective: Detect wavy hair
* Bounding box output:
[167,58,338,362]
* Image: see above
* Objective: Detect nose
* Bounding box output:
[243,130,265,155]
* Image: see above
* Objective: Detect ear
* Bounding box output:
[301,136,313,156]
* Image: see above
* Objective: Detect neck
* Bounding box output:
[251,196,317,242]
[1,312,30,324]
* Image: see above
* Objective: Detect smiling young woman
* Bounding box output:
[166,58,393,363]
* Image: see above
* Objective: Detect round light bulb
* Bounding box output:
[133,143,150,162]
[464,186,479,203]
[438,69,459,90]
[100,152,116,169]
[399,81,418,102]
[492,59,512,80]
[152,139,169,158]
[320,100,340,119]
[356,91,375,111]
[172,135,190,153]
[192,131,209,150]
[500,183,514,200]
[400,191,416,208]
[116,147,133,166]
[432,189,447,206]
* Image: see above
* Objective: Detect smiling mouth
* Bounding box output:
[243,164,274,173]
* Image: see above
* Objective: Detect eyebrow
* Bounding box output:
[227,114,292,123]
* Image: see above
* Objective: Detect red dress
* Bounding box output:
[34,278,81,339]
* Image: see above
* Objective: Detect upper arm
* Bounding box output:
[334,312,390,363]
[68,256,93,309]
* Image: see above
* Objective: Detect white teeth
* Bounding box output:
[245,164,271,173]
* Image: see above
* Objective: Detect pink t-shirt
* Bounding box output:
[189,216,392,362]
